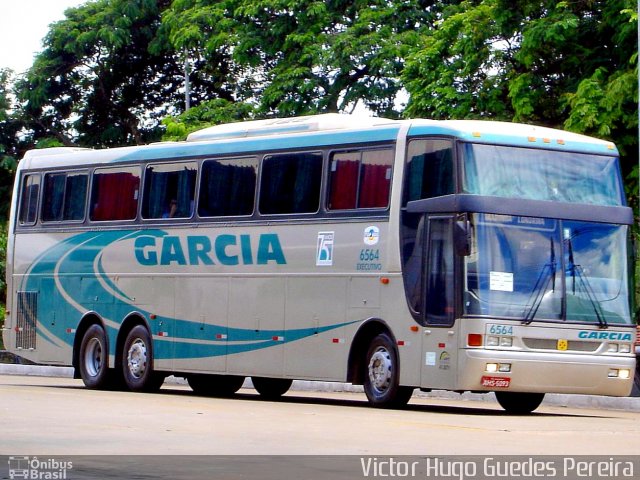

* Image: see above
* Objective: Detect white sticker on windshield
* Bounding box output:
[490,271,514,292]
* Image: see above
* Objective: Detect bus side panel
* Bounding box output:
[226,276,286,377]
[283,277,348,380]
[172,276,229,373]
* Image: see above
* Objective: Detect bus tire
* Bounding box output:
[78,324,110,389]
[122,325,164,393]
[188,374,245,396]
[363,333,413,408]
[251,377,293,400]
[495,391,545,414]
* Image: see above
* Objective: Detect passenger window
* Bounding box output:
[90,166,140,221]
[199,157,257,217]
[328,149,393,210]
[259,152,323,214]
[42,172,88,222]
[142,162,197,219]
[18,174,41,225]
[404,139,454,203]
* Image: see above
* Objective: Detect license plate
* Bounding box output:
[481,376,511,388]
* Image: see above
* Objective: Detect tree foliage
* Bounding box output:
[162,98,257,141]
[0,69,18,219]
[402,0,638,208]
[16,0,186,147]
[162,0,452,117]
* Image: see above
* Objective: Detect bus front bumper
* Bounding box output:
[457,348,635,397]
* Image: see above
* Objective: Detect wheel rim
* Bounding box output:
[84,337,103,378]
[127,338,148,379]
[368,346,393,394]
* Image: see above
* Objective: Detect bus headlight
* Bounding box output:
[486,363,499,373]
[608,369,631,379]
[618,344,631,354]
[607,344,619,353]
[486,336,499,347]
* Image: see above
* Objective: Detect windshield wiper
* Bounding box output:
[566,237,608,328]
[522,238,556,325]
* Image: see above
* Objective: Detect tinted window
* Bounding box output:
[42,172,88,222]
[328,149,393,210]
[404,139,454,203]
[259,152,323,214]
[18,174,40,225]
[199,157,257,217]
[90,166,140,221]
[142,162,197,219]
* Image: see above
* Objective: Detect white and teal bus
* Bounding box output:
[3,114,636,413]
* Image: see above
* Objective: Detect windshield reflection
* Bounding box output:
[464,214,631,325]
[462,144,625,207]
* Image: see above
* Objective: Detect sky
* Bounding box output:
[0,0,86,74]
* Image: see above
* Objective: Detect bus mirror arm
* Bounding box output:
[454,219,471,257]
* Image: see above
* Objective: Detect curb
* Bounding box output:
[2,363,639,412]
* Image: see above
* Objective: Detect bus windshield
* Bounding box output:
[464,214,632,325]
[462,143,625,206]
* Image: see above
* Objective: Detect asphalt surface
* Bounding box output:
[1,361,639,412]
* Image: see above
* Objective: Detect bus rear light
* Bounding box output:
[468,334,483,346]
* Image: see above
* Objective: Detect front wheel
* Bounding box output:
[122,325,164,393]
[495,391,545,414]
[78,324,109,389]
[363,333,413,408]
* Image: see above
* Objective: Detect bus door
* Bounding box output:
[420,216,459,390]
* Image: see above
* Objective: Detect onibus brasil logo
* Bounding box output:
[8,457,73,480]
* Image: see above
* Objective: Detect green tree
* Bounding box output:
[162,98,257,141]
[15,0,188,147]
[0,69,19,219]
[162,0,452,118]
[403,0,638,206]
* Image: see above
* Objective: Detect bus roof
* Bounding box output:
[17,114,618,170]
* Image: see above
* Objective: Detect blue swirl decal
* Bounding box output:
[23,230,353,360]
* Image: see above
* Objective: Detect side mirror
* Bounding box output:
[454,218,471,257]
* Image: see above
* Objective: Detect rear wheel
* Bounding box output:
[78,324,109,389]
[495,391,545,414]
[251,377,293,400]
[363,333,413,408]
[188,374,245,396]
[122,325,164,392]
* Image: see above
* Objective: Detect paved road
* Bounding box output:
[1,374,639,456]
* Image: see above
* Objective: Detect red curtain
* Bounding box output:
[92,173,139,221]
[359,165,390,208]
[329,160,358,209]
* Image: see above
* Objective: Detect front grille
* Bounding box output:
[16,291,38,350]
[522,337,599,352]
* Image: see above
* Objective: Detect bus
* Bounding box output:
[3,113,636,413]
